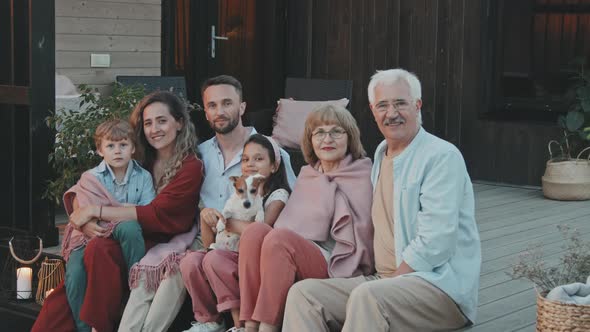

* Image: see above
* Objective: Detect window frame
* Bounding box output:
[481,0,590,123]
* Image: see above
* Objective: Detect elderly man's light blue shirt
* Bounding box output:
[371,128,481,323]
[90,159,155,205]
[198,127,296,211]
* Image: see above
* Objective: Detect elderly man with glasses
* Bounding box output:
[282,69,482,332]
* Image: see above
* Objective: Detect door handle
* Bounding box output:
[211,25,228,58]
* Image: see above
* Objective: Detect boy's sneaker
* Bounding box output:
[182,321,226,332]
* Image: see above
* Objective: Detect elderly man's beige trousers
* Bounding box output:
[282,275,468,332]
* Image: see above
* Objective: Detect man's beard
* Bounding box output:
[210,115,239,134]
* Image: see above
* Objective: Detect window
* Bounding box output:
[485,0,590,121]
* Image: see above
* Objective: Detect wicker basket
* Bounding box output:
[536,291,590,331]
[542,144,590,201]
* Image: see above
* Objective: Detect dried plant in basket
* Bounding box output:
[509,225,590,293]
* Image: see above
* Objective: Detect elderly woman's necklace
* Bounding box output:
[317,164,324,173]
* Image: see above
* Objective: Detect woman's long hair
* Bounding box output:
[244,134,291,205]
[129,91,198,191]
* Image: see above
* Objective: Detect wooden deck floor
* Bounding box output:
[462,183,590,332]
[42,183,590,331]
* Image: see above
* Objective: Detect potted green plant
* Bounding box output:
[559,57,590,145]
[541,59,590,200]
[43,83,147,205]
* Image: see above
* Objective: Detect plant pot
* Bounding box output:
[542,146,590,201]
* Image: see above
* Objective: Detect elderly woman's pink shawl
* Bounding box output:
[274,154,375,278]
[61,171,123,262]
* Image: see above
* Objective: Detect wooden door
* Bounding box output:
[163,0,286,140]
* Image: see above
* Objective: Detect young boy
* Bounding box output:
[61,119,155,332]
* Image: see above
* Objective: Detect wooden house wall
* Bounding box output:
[52,0,565,186]
[285,0,561,186]
[55,0,162,93]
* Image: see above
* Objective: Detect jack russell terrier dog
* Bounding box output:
[211,174,266,251]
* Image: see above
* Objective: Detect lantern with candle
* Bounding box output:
[0,236,43,302]
[35,257,64,305]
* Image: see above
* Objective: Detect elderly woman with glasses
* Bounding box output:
[237,104,375,332]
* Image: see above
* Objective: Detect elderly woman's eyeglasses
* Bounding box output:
[312,128,347,140]
[375,100,412,113]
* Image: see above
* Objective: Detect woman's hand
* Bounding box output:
[69,205,99,229]
[200,208,225,230]
[225,218,252,235]
[80,220,108,238]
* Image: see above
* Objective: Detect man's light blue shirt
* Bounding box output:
[371,127,481,323]
[90,159,156,205]
[198,127,296,211]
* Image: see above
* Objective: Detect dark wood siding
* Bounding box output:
[285,0,563,186]
[0,0,57,244]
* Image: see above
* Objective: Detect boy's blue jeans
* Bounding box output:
[65,220,145,332]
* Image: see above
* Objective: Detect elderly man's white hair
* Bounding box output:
[368,68,423,125]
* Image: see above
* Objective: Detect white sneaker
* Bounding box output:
[182,321,226,332]
[225,328,246,332]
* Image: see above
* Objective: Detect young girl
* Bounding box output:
[180,134,291,332]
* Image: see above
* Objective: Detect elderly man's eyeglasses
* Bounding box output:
[312,128,347,140]
[375,100,412,113]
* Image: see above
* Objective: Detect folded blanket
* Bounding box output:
[274,154,374,278]
[546,276,590,305]
[128,224,197,292]
[62,170,197,292]
[61,171,122,262]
